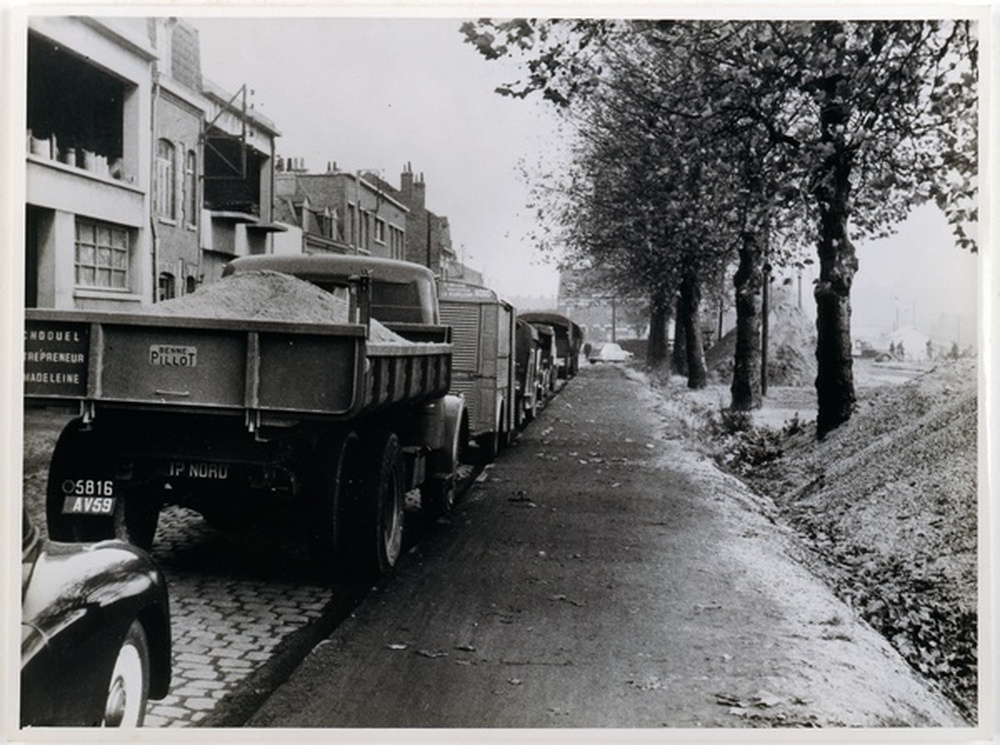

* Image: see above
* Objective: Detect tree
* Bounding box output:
[463,18,978,434]
[760,20,978,436]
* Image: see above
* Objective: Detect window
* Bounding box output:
[348,203,357,247]
[28,32,127,178]
[158,272,176,301]
[184,149,197,228]
[375,217,386,244]
[155,139,176,220]
[75,219,129,290]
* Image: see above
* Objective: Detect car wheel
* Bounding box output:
[103,620,150,727]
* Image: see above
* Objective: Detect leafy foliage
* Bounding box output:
[462,18,978,432]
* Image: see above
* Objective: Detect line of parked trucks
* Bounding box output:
[24,255,584,582]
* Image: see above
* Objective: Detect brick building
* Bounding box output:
[148,18,206,300]
[273,161,408,259]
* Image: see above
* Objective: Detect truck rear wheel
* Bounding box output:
[46,419,115,543]
[113,493,160,552]
[308,430,364,581]
[349,430,404,581]
[421,475,456,519]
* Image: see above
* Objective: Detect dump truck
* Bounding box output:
[519,312,584,379]
[24,256,465,581]
[513,318,541,427]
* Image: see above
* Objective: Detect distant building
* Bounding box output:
[273,161,408,260]
[395,163,457,277]
[557,267,644,343]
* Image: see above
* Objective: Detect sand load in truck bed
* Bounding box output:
[143,269,407,344]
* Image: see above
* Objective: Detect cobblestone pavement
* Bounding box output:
[143,507,335,727]
[23,407,495,729]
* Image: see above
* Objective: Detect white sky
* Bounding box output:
[192,15,567,300]
[191,14,981,342]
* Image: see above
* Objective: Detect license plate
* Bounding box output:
[62,496,116,515]
[166,461,230,480]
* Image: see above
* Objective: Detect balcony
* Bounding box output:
[27,141,145,228]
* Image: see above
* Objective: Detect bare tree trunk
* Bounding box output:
[812,70,858,439]
[731,231,763,410]
[679,271,707,389]
[672,293,688,377]
[647,285,672,368]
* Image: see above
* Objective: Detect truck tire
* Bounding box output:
[46,419,115,543]
[420,398,463,519]
[477,430,499,462]
[308,430,364,581]
[420,475,456,519]
[350,430,405,581]
[113,493,160,552]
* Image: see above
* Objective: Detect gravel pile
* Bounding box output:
[734,358,978,720]
[650,355,979,721]
[144,270,406,344]
[706,301,818,387]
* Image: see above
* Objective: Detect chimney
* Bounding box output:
[413,171,426,208]
[400,163,414,198]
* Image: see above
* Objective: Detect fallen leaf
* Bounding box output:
[714,693,742,706]
[751,692,782,708]
[416,649,448,659]
[386,643,408,651]
[550,594,586,607]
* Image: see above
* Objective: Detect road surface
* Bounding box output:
[247,364,964,731]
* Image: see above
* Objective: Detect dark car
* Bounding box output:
[21,510,171,727]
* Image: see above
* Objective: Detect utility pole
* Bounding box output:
[761,263,771,397]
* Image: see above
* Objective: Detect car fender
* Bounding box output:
[21,540,171,725]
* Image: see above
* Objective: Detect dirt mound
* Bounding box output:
[706,302,817,386]
[741,358,979,719]
[147,270,350,323]
[142,270,405,343]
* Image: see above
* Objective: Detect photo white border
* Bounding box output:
[2,2,995,744]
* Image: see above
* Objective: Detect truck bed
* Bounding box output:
[25,309,451,420]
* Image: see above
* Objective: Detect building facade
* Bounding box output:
[149,18,206,301]
[273,161,408,260]
[26,17,157,310]
[24,15,281,309]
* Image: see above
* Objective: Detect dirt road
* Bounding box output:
[248,364,965,730]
